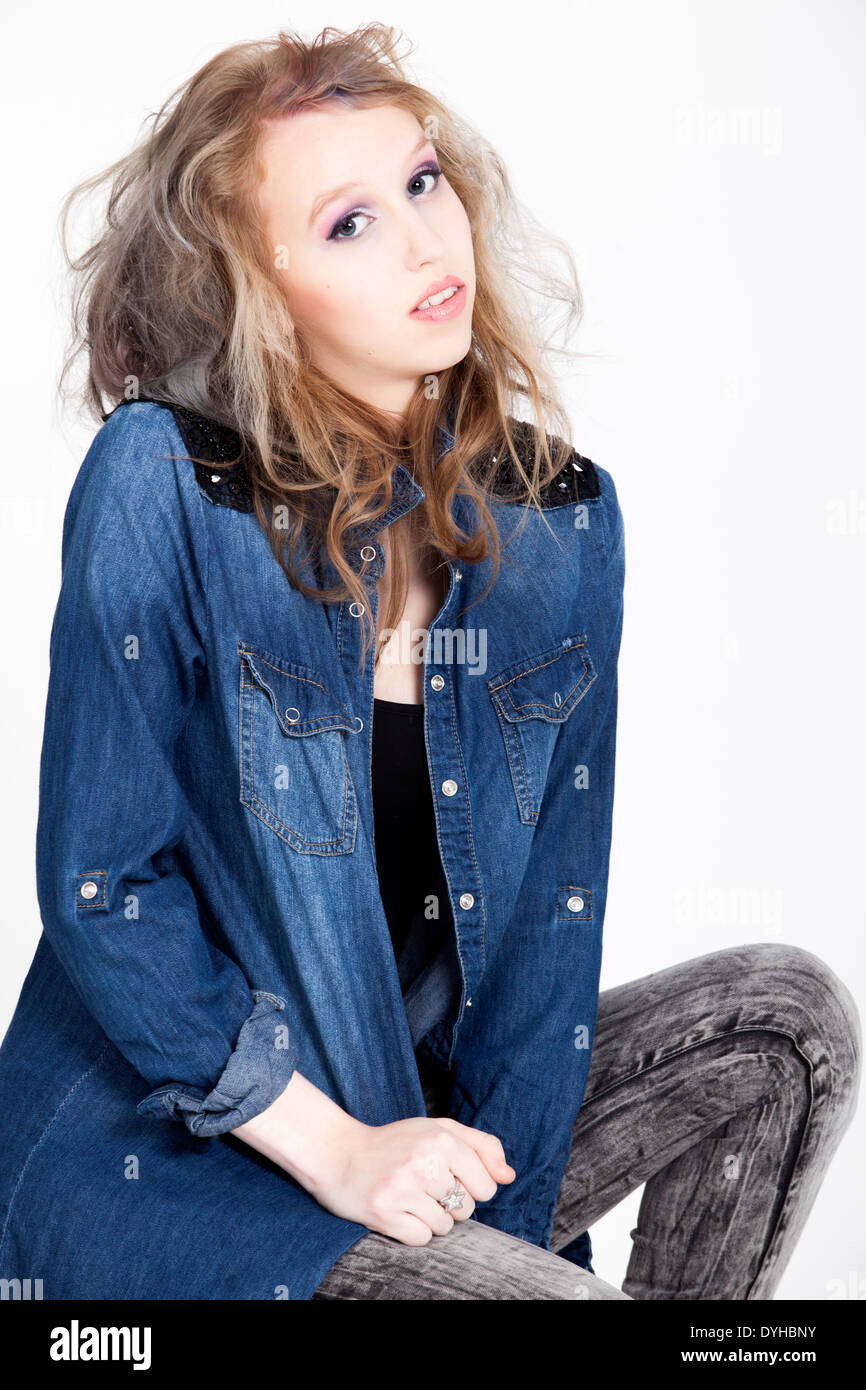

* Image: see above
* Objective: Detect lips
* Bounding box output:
[411,277,464,313]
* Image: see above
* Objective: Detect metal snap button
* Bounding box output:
[353,716,364,733]
[441,779,458,797]
[284,707,300,723]
[360,545,376,561]
[554,691,562,707]
[348,601,365,617]
[454,569,462,581]
[567,894,585,912]
[430,674,445,691]
[80,881,98,900]
[459,892,474,910]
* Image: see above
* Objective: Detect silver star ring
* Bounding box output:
[437,1181,467,1214]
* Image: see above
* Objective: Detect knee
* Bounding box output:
[736,942,862,1110]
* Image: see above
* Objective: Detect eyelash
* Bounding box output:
[326,163,442,242]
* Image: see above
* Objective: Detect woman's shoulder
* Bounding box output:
[60,398,214,588]
[89,398,620,524]
[97,395,253,513]
[490,417,622,520]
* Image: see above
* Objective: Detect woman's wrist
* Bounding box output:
[230,1069,366,1195]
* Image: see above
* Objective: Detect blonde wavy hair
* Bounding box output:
[58,22,587,669]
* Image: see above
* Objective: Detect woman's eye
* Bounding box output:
[408,164,442,196]
[326,165,442,242]
[328,210,374,242]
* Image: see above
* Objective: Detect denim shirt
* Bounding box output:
[0,396,624,1299]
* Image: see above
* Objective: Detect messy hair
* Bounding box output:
[58,22,587,668]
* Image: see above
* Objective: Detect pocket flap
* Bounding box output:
[487,634,596,724]
[239,643,358,736]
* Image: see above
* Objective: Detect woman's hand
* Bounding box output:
[231,1070,516,1245]
[313,1113,516,1243]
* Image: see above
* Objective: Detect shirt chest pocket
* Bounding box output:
[487,634,597,826]
[238,643,360,854]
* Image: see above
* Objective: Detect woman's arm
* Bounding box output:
[36,404,297,1137]
[231,1068,515,1244]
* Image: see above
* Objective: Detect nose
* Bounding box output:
[400,201,448,270]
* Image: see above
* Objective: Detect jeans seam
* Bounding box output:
[584,1024,813,1107]
[0,1039,114,1267]
[582,1024,815,1300]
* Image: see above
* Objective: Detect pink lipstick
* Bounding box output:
[409,276,466,322]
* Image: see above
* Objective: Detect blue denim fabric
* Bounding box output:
[0,398,624,1298]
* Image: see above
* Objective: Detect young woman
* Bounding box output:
[0,24,859,1302]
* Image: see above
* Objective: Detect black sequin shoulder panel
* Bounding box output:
[484,418,601,506]
[100,397,600,511]
[101,394,254,512]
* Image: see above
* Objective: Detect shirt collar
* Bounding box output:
[346,420,456,545]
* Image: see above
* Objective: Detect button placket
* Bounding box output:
[380,538,480,1059]
[425,670,484,1058]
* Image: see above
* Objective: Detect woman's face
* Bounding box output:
[257,101,476,416]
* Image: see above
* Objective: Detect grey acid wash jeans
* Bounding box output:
[312,943,861,1300]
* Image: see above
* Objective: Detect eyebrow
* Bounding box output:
[308,131,434,228]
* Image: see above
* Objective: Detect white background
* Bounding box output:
[1,0,863,1300]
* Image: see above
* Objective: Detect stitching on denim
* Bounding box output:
[742,1052,815,1298]
[445,680,486,978]
[238,645,354,731]
[489,638,598,822]
[424,695,467,998]
[555,885,594,922]
[584,1025,814,1107]
[501,718,535,824]
[248,669,353,848]
[506,720,532,820]
[422,683,478,1040]
[239,649,356,853]
[251,990,287,1008]
[487,636,588,693]
[489,646,595,720]
[240,646,329,694]
[494,709,522,805]
[0,1039,113,1266]
[504,656,596,718]
[75,870,107,910]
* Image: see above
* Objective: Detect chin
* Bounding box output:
[419,340,473,378]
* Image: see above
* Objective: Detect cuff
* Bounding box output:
[135,990,298,1137]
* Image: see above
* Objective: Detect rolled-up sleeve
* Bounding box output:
[136,990,299,1136]
[35,403,299,1137]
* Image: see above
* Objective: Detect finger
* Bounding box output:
[439,1119,515,1181]
[406,1188,459,1236]
[377,1209,440,1247]
[447,1139,500,1204]
[428,1175,475,1223]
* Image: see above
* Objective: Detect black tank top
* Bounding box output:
[371,696,454,991]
